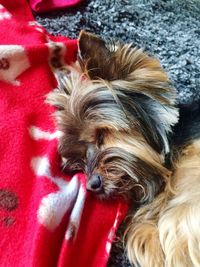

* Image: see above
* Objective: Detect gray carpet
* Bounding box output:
[35,1,200,266]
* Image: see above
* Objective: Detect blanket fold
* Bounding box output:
[0,1,128,267]
[29,0,82,13]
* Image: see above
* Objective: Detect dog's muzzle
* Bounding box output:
[86,173,102,192]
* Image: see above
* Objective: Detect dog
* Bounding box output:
[126,101,200,267]
[47,31,180,265]
[48,30,178,201]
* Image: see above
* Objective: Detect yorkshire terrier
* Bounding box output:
[47,30,200,267]
[126,101,200,267]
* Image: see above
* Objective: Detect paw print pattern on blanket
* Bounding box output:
[0,2,128,266]
[0,4,11,20]
[47,41,66,71]
[105,206,122,256]
[29,126,86,240]
[0,45,30,85]
[0,189,19,227]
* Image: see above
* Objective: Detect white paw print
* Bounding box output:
[30,126,86,240]
[0,45,30,85]
[0,4,12,21]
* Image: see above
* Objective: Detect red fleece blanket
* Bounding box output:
[29,0,81,13]
[0,1,128,267]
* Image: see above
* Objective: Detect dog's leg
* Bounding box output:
[158,141,200,267]
[125,192,168,267]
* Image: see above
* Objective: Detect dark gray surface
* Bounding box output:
[35,1,200,266]
[35,0,200,105]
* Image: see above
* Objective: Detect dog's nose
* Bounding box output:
[87,173,102,192]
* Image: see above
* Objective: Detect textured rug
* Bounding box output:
[35,0,200,266]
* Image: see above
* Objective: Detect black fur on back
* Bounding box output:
[173,100,200,147]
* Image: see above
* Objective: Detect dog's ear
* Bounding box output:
[78,30,118,80]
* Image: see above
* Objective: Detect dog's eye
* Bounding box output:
[61,157,85,174]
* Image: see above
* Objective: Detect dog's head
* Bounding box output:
[48,31,178,203]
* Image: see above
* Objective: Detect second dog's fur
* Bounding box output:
[126,103,200,267]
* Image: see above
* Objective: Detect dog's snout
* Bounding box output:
[87,173,102,192]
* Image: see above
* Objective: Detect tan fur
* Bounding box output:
[47,60,173,199]
[47,31,182,266]
[126,139,200,267]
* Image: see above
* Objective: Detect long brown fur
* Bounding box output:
[126,139,200,267]
[47,31,184,266]
[47,30,178,201]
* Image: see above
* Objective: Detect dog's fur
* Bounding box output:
[126,102,200,267]
[47,31,200,267]
[48,31,178,203]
